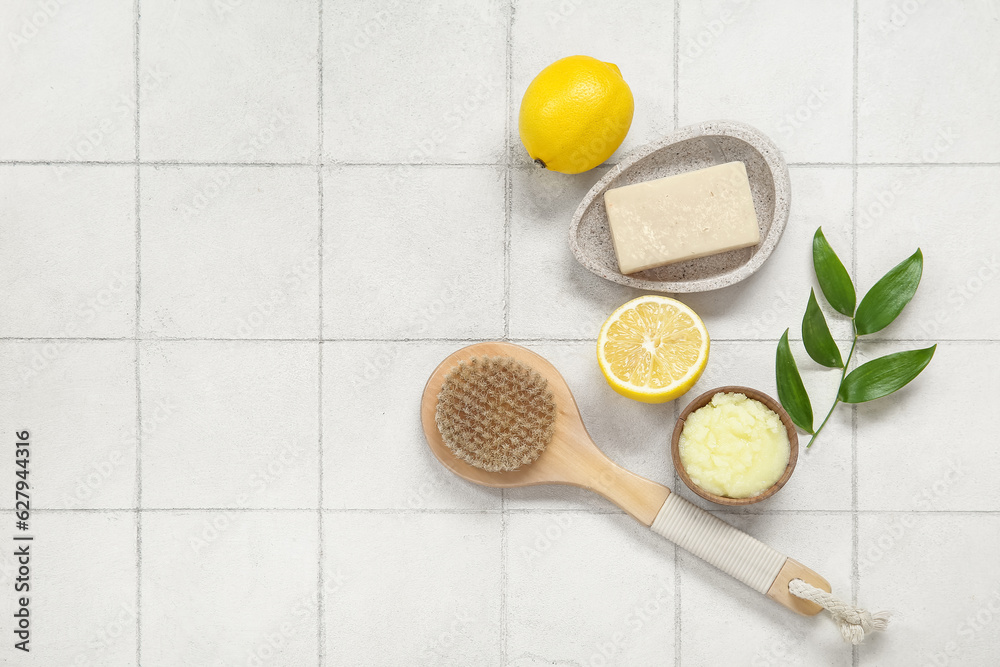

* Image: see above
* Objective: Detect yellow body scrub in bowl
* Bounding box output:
[671,386,798,505]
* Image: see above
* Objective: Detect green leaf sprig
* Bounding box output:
[775,227,936,448]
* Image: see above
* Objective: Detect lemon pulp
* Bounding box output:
[597,296,709,403]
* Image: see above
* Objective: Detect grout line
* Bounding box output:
[134,339,143,667]
[0,337,138,341]
[673,0,680,132]
[317,176,325,336]
[674,550,681,667]
[852,2,860,171]
[1,160,139,166]
[852,161,1000,167]
[12,506,1000,515]
[0,160,505,168]
[1,157,998,169]
[330,161,486,167]
[771,162,1000,168]
[852,2,860,663]
[4,336,994,344]
[146,160,313,167]
[503,169,512,339]
[0,336,323,342]
[0,336,330,342]
[500,502,509,665]
[787,161,1000,168]
[316,3,326,664]
[317,3,325,171]
[505,0,514,168]
[16,507,338,514]
[0,160,319,168]
[133,0,143,663]
[502,0,513,341]
[3,158,1000,169]
[671,398,681,666]
[501,5,513,662]
[851,406,860,664]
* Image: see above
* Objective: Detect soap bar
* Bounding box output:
[603,161,760,274]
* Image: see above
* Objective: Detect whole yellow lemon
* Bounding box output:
[518,55,634,174]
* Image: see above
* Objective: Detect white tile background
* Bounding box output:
[1,0,998,665]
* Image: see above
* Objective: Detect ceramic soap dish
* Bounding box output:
[569,120,791,293]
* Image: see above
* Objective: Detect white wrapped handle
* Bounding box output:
[650,492,786,593]
[649,493,890,643]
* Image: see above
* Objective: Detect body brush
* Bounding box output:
[421,342,889,644]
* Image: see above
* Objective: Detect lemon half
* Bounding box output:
[597,295,710,404]
[518,55,634,174]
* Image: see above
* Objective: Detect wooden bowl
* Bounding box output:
[569,120,790,293]
[671,386,798,506]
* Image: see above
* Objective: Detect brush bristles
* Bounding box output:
[435,356,556,472]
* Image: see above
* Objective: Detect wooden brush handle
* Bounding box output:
[650,493,831,616]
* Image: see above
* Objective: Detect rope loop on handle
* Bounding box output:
[788,578,891,645]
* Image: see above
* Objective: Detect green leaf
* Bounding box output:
[775,329,814,433]
[802,289,843,368]
[839,345,936,403]
[813,227,856,317]
[854,249,923,336]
